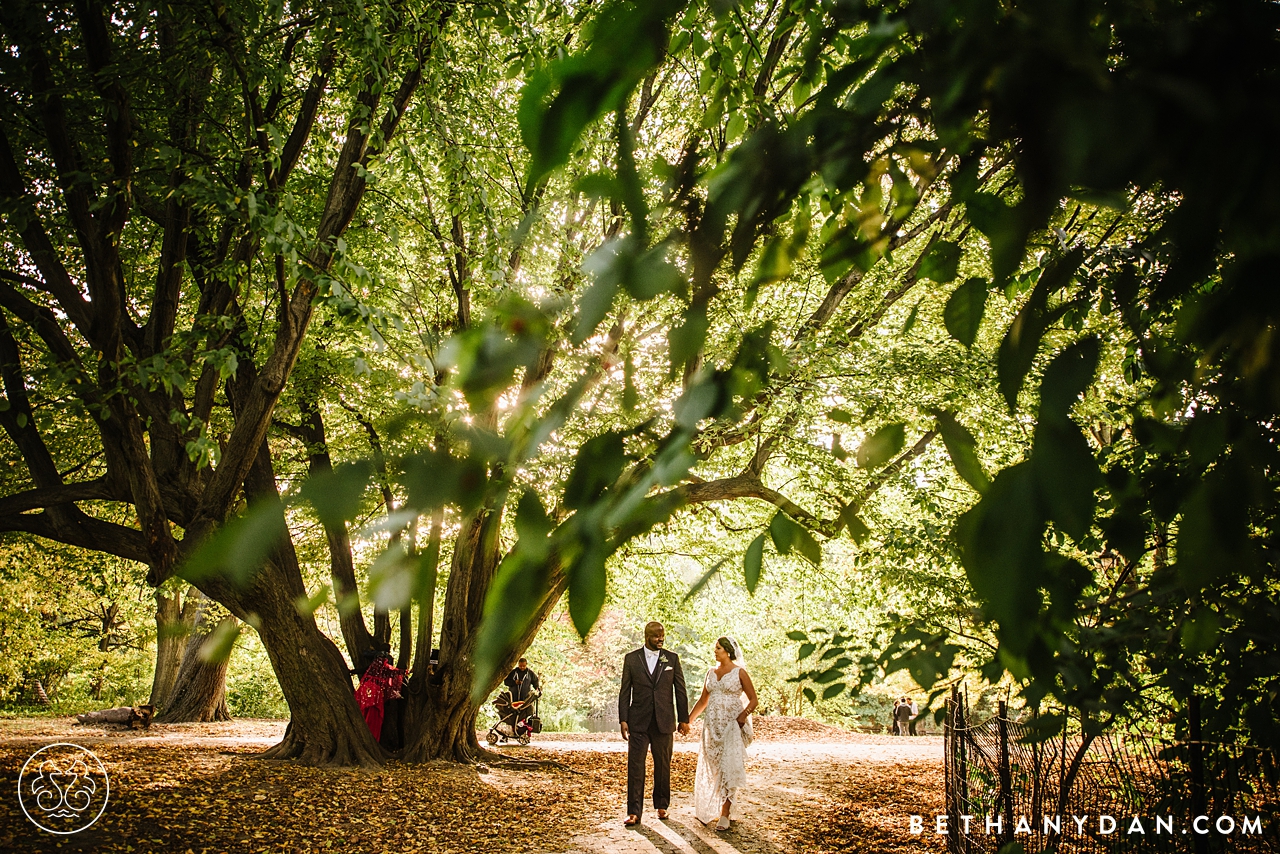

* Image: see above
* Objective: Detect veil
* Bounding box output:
[722,635,747,670]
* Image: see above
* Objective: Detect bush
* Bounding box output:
[225,636,288,718]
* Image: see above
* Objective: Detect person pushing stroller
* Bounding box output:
[488,658,542,745]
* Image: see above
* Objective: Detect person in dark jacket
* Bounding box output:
[894,696,912,735]
[504,658,541,702]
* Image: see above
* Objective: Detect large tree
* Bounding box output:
[0,0,456,763]
[0,0,959,765]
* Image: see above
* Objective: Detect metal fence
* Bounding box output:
[943,687,1280,853]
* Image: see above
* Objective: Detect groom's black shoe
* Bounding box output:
[656,810,669,820]
[624,814,640,827]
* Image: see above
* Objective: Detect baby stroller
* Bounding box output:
[487,688,541,745]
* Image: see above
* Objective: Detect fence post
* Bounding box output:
[1189,694,1207,854]
[960,690,970,854]
[946,685,959,854]
[999,699,1012,847]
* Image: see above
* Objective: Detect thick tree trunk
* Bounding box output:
[401,508,566,763]
[200,559,385,767]
[157,646,231,723]
[148,588,197,708]
[257,612,383,766]
[156,593,232,723]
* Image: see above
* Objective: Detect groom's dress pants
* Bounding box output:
[627,721,673,818]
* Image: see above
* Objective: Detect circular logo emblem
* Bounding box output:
[17,743,109,834]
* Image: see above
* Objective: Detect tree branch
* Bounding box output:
[0,479,119,516]
[0,509,149,563]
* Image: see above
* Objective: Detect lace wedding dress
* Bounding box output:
[694,666,753,823]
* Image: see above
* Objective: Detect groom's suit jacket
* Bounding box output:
[618,647,689,734]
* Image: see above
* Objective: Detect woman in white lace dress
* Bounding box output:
[688,636,758,830]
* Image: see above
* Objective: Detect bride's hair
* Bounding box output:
[716,637,736,660]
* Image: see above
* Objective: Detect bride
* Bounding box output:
[688,636,758,830]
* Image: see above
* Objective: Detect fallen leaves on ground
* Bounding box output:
[0,718,944,853]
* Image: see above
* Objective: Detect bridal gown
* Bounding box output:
[694,666,753,823]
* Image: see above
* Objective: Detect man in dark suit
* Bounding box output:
[619,621,689,826]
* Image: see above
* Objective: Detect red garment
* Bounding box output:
[355,658,402,741]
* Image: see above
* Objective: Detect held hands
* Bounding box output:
[678,722,690,736]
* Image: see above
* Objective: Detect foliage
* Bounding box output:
[511,0,1280,753]
[6,0,1277,767]
[0,537,154,709]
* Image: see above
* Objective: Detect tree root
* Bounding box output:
[255,724,387,768]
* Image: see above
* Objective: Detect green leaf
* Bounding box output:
[683,557,730,604]
[769,511,796,553]
[802,687,816,703]
[769,512,820,565]
[519,0,684,189]
[300,461,373,529]
[839,504,871,542]
[943,277,989,348]
[181,497,288,587]
[673,377,719,428]
[725,112,746,142]
[197,619,241,664]
[743,533,765,593]
[368,545,416,612]
[514,490,554,544]
[567,537,608,638]
[996,249,1084,410]
[401,450,489,515]
[574,171,622,201]
[293,587,330,617]
[918,240,962,284]
[813,666,844,684]
[564,432,627,509]
[798,642,817,659]
[901,300,921,335]
[1038,337,1100,423]
[786,630,809,642]
[622,350,638,411]
[935,410,990,494]
[821,682,847,700]
[827,408,854,424]
[966,192,1025,283]
[573,261,622,344]
[1102,503,1147,564]
[1176,465,1253,588]
[954,463,1044,652]
[1031,343,1102,540]
[1180,609,1221,654]
[794,526,821,565]
[626,244,683,300]
[668,306,710,374]
[856,422,905,468]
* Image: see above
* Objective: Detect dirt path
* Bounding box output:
[0,718,944,853]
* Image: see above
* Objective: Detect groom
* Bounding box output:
[618,621,689,826]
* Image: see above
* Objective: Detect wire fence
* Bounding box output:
[943,686,1280,853]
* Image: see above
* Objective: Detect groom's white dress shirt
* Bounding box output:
[644,646,659,674]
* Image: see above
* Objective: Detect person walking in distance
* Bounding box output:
[894,695,912,735]
[619,621,690,826]
[908,697,921,736]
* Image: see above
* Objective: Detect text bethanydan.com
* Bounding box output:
[909,814,1265,837]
